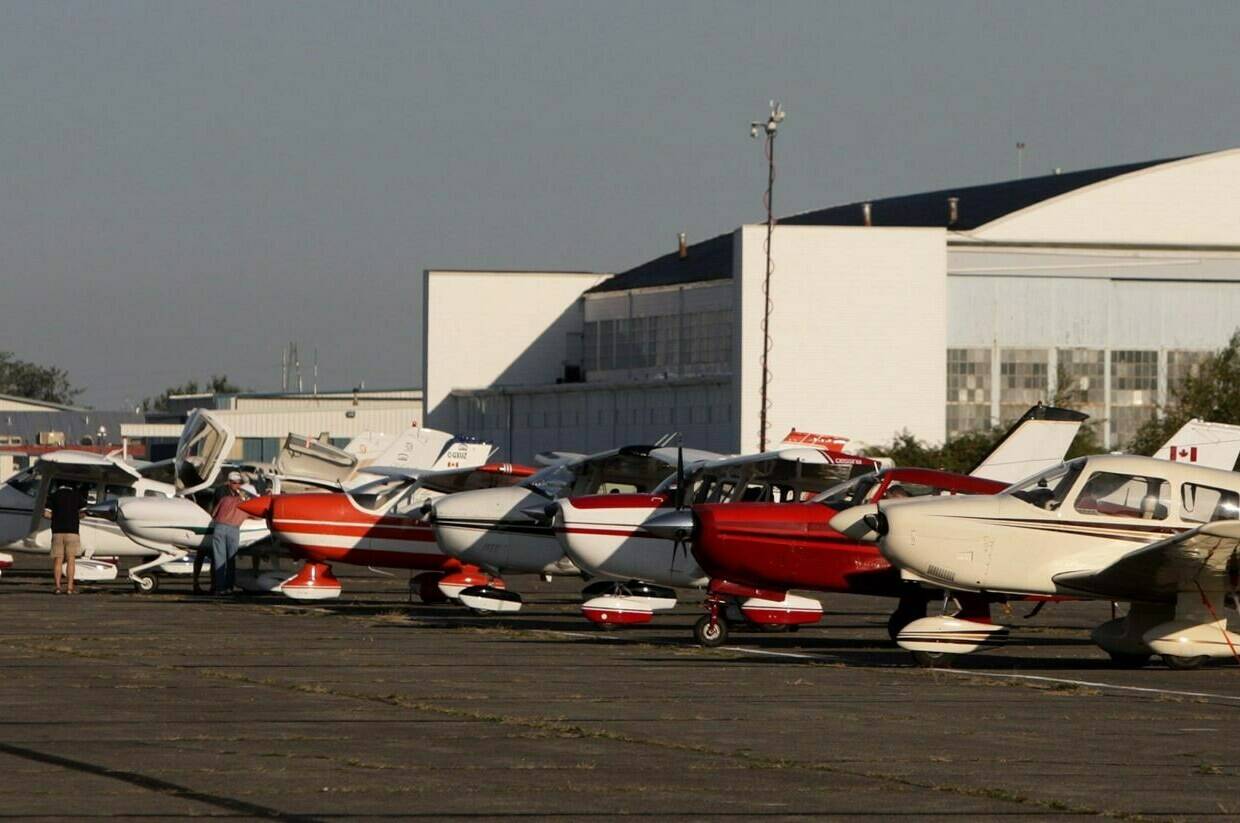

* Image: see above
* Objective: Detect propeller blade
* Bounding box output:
[675,444,685,510]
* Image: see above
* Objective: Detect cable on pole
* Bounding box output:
[750,101,785,452]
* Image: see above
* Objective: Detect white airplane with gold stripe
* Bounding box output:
[839,453,1240,670]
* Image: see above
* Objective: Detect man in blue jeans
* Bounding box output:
[210,472,250,594]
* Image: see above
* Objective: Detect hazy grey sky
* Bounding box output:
[3,1,1238,408]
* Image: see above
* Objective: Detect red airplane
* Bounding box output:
[239,463,536,601]
[684,468,1007,646]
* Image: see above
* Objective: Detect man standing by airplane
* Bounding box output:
[210,472,250,594]
[44,482,84,595]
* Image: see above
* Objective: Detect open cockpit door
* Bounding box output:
[968,404,1087,484]
[175,409,235,496]
[274,434,358,484]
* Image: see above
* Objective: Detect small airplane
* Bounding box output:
[856,452,1240,670]
[0,450,179,583]
[236,462,536,600]
[556,405,1088,638]
[428,440,721,612]
[107,409,494,592]
[555,431,883,625]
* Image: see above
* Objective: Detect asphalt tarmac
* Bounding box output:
[2,555,1238,821]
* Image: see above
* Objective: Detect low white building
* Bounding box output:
[426,148,1240,461]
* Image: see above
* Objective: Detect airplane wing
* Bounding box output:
[535,450,586,466]
[417,463,534,495]
[1155,419,1240,471]
[36,450,143,482]
[1052,520,1240,601]
[969,404,1087,484]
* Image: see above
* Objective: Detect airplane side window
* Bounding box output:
[1181,483,1240,524]
[1074,472,1169,520]
[104,484,135,501]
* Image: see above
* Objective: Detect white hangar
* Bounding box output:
[424,148,1240,462]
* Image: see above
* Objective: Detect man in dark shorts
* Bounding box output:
[44,481,84,595]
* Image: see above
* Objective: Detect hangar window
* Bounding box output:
[1168,350,1209,389]
[1074,471,1169,520]
[946,348,991,437]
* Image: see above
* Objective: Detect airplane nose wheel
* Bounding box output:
[1162,654,1208,671]
[694,615,728,647]
[132,574,158,594]
[910,649,953,668]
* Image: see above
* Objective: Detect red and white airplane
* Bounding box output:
[109,409,498,594]
[239,462,536,600]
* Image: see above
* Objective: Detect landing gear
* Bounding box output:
[132,574,158,594]
[694,615,728,647]
[887,586,929,643]
[414,572,450,605]
[1162,654,1208,671]
[910,649,953,668]
[694,594,730,648]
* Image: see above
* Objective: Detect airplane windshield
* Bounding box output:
[1005,459,1085,510]
[812,473,883,509]
[525,464,577,500]
[5,469,40,498]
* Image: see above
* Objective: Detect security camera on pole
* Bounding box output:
[750,101,785,452]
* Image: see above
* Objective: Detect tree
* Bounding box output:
[143,375,242,412]
[0,351,82,405]
[1128,330,1240,455]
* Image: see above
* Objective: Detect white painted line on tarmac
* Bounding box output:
[948,669,1240,703]
[523,626,1240,702]
[721,646,837,661]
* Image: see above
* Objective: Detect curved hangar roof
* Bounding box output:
[589,148,1240,295]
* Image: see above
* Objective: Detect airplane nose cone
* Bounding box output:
[240,495,273,519]
[83,499,120,522]
[642,509,695,541]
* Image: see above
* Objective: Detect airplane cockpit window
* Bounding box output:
[103,484,135,501]
[1074,472,1169,520]
[1007,460,1085,510]
[1180,483,1240,524]
[812,473,882,509]
[563,454,666,497]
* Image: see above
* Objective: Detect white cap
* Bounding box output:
[227,471,243,483]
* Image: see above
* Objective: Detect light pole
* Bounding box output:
[751,101,785,452]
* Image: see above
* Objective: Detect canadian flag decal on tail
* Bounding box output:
[1169,446,1198,462]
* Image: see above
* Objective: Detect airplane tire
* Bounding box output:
[694,616,728,648]
[1106,652,1151,668]
[887,588,929,644]
[417,574,450,605]
[910,650,953,669]
[1162,654,1208,671]
[132,575,158,594]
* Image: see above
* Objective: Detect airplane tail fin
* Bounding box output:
[1154,419,1240,471]
[968,404,1088,484]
